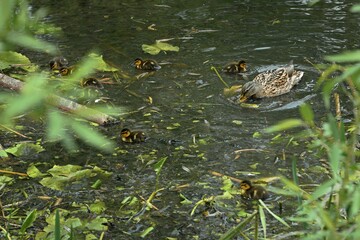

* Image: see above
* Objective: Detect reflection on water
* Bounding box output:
[22,0,360,237]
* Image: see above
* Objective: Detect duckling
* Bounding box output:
[59,66,75,76]
[49,57,68,70]
[240,180,269,200]
[223,60,247,73]
[238,60,304,102]
[120,128,146,143]
[80,78,104,89]
[133,58,161,71]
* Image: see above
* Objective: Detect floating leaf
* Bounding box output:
[27,165,48,178]
[85,216,108,231]
[240,103,259,109]
[0,175,14,185]
[88,52,118,72]
[6,143,45,157]
[232,120,243,125]
[223,85,241,97]
[89,200,106,214]
[39,164,111,190]
[142,41,179,55]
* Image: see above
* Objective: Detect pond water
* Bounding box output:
[5,0,360,238]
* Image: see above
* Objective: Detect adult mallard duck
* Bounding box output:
[240,180,269,200]
[49,56,68,70]
[223,60,247,73]
[238,60,304,102]
[133,58,161,71]
[120,128,146,143]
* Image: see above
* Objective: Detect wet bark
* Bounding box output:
[0,73,119,126]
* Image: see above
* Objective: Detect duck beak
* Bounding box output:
[154,65,161,70]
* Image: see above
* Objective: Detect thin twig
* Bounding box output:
[234,149,264,154]
[0,124,32,139]
[0,169,28,177]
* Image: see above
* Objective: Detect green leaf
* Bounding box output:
[232,120,243,125]
[2,73,48,121]
[91,179,102,189]
[89,200,106,214]
[325,50,360,62]
[259,205,267,238]
[5,142,45,157]
[40,176,68,190]
[0,51,33,71]
[47,164,82,176]
[266,119,304,133]
[259,200,290,227]
[153,157,167,175]
[47,111,67,141]
[219,211,257,240]
[142,41,179,55]
[7,32,57,54]
[85,216,108,231]
[179,193,193,205]
[0,175,14,185]
[351,4,360,13]
[54,209,61,240]
[27,165,48,178]
[139,226,154,238]
[142,44,161,55]
[88,52,118,72]
[299,104,314,125]
[71,121,115,152]
[20,209,37,234]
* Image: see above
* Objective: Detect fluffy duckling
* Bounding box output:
[223,60,247,73]
[121,128,146,143]
[59,66,75,76]
[80,78,104,89]
[49,56,69,70]
[133,58,161,71]
[240,180,269,200]
[238,60,304,102]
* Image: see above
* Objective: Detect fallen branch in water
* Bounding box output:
[0,73,119,126]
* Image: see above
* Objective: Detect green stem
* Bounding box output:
[211,66,229,88]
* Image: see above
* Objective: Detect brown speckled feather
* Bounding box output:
[239,61,304,102]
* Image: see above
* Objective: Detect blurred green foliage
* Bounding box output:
[0,0,116,152]
[268,17,360,240]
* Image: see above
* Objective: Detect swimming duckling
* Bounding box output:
[223,60,247,73]
[81,78,104,89]
[133,58,161,71]
[120,128,146,143]
[238,60,304,102]
[49,57,68,70]
[59,66,75,76]
[240,180,269,200]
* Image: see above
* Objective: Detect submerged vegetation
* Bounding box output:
[1,0,360,239]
